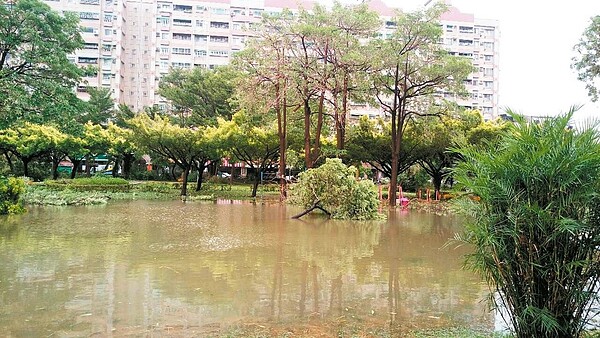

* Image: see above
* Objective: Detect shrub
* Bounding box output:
[289,158,383,220]
[0,176,26,214]
[453,110,600,337]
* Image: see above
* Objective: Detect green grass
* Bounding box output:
[24,180,281,206]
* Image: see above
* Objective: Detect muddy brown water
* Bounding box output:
[0,200,492,336]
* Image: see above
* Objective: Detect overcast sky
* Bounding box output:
[342,0,600,121]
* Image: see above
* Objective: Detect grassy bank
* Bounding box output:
[23,177,281,206]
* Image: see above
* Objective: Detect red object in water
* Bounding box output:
[400,197,410,207]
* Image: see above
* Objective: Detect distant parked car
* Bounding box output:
[217,172,231,178]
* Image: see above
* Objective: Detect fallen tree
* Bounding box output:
[288,158,383,220]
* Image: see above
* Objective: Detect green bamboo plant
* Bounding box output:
[453,108,600,337]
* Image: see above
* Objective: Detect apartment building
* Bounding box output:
[41,0,499,119]
[439,6,500,120]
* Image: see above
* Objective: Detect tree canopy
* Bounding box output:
[0,0,86,128]
[572,15,600,102]
[289,158,382,220]
[158,66,237,126]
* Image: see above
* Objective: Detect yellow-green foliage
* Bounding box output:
[0,176,26,214]
[289,158,383,220]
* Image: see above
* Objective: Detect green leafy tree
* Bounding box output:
[289,158,381,220]
[0,0,85,127]
[415,109,483,195]
[369,3,472,205]
[128,114,205,198]
[158,66,237,127]
[572,15,600,101]
[82,87,114,125]
[233,10,293,200]
[216,111,279,197]
[453,109,600,337]
[0,123,67,177]
[345,116,420,181]
[317,2,380,149]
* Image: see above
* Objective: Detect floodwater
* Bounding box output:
[0,200,492,336]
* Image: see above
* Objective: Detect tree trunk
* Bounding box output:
[432,174,442,197]
[3,151,14,172]
[195,161,207,191]
[170,163,178,181]
[123,153,134,179]
[277,84,287,201]
[291,200,331,219]
[85,155,91,177]
[389,151,398,206]
[51,158,60,179]
[180,165,190,200]
[112,159,119,178]
[303,98,312,169]
[22,157,30,178]
[70,158,83,179]
[251,170,260,198]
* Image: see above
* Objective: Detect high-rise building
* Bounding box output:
[41,0,499,119]
[439,5,500,120]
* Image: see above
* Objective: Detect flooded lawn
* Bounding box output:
[0,200,492,336]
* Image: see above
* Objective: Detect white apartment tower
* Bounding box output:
[41,0,499,119]
[440,6,500,120]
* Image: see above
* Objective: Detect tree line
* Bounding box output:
[0,0,509,203]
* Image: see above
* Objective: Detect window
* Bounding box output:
[210,21,229,29]
[104,28,112,35]
[79,11,99,20]
[159,47,169,54]
[172,47,191,55]
[459,26,473,33]
[173,4,192,12]
[194,49,207,56]
[173,19,191,26]
[83,42,99,49]
[172,62,191,69]
[484,55,493,62]
[483,68,493,76]
[196,20,204,27]
[78,57,98,64]
[484,81,493,88]
[211,7,228,15]
[157,17,169,25]
[80,0,99,4]
[173,33,191,40]
[209,35,228,43]
[196,5,207,11]
[458,39,473,46]
[103,14,113,22]
[81,26,95,33]
[483,94,493,101]
[209,50,228,57]
[194,34,208,42]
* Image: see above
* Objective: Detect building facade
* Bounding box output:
[439,6,500,120]
[41,0,499,119]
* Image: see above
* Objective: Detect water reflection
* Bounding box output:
[0,201,492,336]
